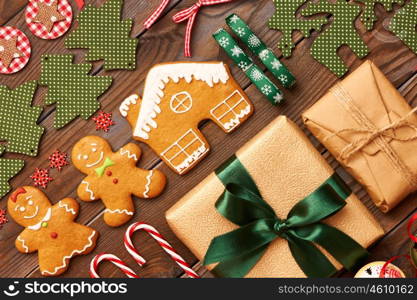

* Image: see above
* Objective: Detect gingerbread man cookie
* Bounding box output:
[72,136,166,227]
[8,186,98,277]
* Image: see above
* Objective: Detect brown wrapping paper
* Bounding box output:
[302,60,417,212]
[166,116,384,277]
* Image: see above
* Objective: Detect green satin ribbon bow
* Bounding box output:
[95,157,115,177]
[203,156,369,278]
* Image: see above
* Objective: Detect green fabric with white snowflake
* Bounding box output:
[39,54,113,129]
[0,150,24,198]
[268,0,327,57]
[357,0,404,30]
[301,0,369,77]
[389,0,417,53]
[0,81,44,156]
[213,29,284,105]
[226,14,295,88]
[65,0,138,70]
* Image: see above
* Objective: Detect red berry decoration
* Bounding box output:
[48,149,69,171]
[0,209,8,228]
[92,111,115,132]
[30,168,53,188]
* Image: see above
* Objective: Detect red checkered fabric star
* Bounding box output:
[30,168,53,189]
[0,209,8,228]
[48,149,69,171]
[26,0,73,40]
[0,27,31,74]
[93,111,115,132]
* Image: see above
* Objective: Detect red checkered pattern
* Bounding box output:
[143,0,170,29]
[0,27,31,74]
[26,0,73,40]
[172,0,234,57]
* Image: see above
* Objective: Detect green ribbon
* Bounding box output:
[95,157,115,177]
[226,14,296,89]
[213,29,284,106]
[203,155,369,278]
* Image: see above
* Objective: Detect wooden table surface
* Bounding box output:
[0,0,416,278]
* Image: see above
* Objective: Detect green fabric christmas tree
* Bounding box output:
[302,0,369,77]
[39,54,113,129]
[65,0,138,70]
[357,0,404,30]
[268,0,328,57]
[389,0,417,53]
[0,150,24,198]
[0,81,44,156]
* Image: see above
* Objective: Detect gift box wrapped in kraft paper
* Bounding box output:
[302,60,417,213]
[166,116,384,278]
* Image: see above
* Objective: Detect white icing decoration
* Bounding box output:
[23,206,39,219]
[104,208,134,216]
[58,201,76,215]
[210,90,251,132]
[86,151,104,168]
[41,231,97,276]
[143,170,154,198]
[17,236,29,253]
[19,206,25,212]
[83,155,88,160]
[28,208,52,231]
[161,129,208,174]
[222,105,251,131]
[170,91,193,114]
[81,181,95,200]
[174,145,208,174]
[119,94,138,117]
[119,148,138,161]
[124,62,230,140]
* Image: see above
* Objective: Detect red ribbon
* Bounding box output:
[379,212,417,277]
[73,0,84,9]
[144,0,234,57]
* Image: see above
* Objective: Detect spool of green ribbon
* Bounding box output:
[213,29,284,106]
[203,155,369,278]
[226,14,296,89]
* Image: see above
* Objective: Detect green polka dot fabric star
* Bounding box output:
[357,0,404,30]
[389,0,417,53]
[0,153,24,198]
[65,0,138,70]
[268,0,328,57]
[0,81,44,156]
[39,54,113,129]
[302,0,369,77]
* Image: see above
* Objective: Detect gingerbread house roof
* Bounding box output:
[129,62,230,140]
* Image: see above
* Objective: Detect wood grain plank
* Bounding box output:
[0,0,416,278]
[0,0,27,25]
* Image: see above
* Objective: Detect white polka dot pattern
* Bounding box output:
[39,54,113,129]
[0,81,44,156]
[0,157,24,198]
[65,0,138,70]
[268,0,328,57]
[389,0,417,53]
[302,0,369,77]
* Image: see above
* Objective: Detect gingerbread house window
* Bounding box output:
[161,129,207,174]
[210,90,250,132]
[170,92,193,114]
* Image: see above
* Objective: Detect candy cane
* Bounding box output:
[124,222,200,278]
[90,253,139,278]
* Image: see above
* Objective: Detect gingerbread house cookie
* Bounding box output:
[120,62,254,175]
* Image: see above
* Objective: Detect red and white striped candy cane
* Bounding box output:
[90,253,139,278]
[124,222,200,278]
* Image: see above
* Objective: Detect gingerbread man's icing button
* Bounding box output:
[113,179,118,184]
[26,0,73,40]
[0,27,31,74]
[50,232,58,239]
[106,171,112,176]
